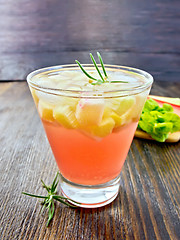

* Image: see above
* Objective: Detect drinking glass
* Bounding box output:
[27,64,153,208]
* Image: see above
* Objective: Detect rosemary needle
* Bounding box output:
[75,52,128,85]
[90,53,104,82]
[22,172,80,227]
[75,60,98,81]
[97,52,107,78]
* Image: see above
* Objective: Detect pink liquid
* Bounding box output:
[42,120,138,185]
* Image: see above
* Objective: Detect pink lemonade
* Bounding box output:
[42,119,138,185]
[27,64,153,207]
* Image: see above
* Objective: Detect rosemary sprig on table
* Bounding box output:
[22,172,79,227]
[75,52,128,85]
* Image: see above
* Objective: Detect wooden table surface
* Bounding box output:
[0,81,180,240]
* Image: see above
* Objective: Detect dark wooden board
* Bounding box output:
[0,81,180,239]
[0,0,180,81]
[0,51,180,82]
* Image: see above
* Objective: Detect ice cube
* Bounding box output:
[36,91,63,105]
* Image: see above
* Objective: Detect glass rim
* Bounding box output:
[27,64,153,98]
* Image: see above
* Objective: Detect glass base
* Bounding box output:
[60,174,121,208]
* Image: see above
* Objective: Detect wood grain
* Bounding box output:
[135,130,180,143]
[0,0,180,82]
[0,81,179,240]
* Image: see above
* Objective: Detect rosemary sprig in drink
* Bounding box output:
[75,52,128,85]
[22,172,79,227]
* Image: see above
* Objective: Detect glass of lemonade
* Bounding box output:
[27,63,153,208]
